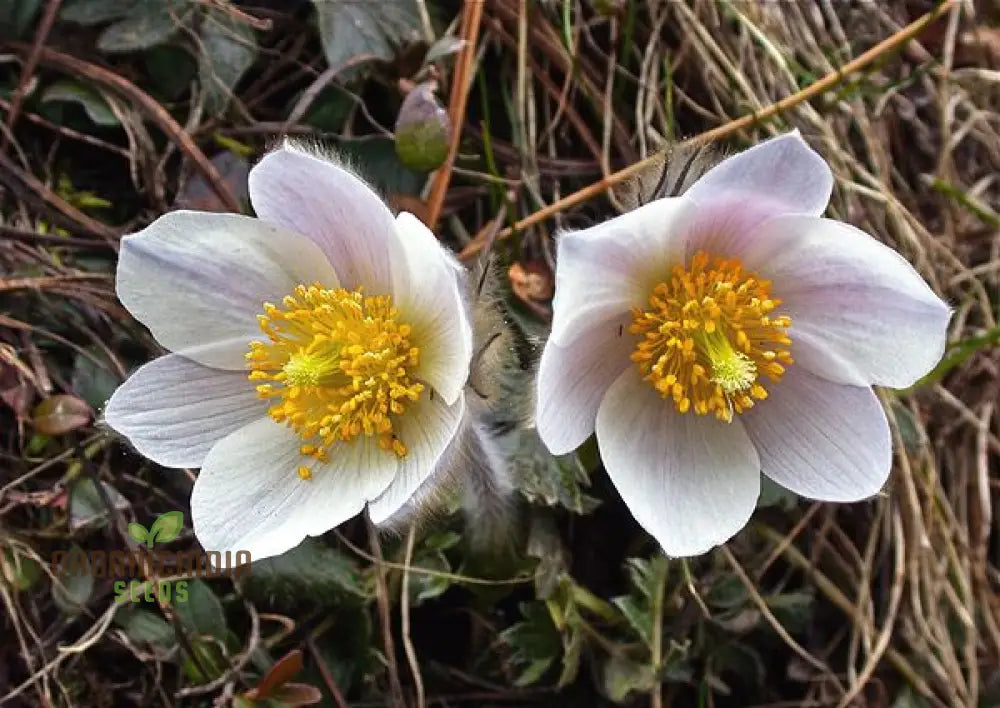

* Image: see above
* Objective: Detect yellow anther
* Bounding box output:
[630,251,792,421]
[247,285,421,474]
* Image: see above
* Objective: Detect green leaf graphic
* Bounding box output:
[128,522,150,546]
[148,511,184,545]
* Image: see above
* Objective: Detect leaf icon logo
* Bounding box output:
[149,511,183,544]
[127,511,184,548]
[127,522,150,547]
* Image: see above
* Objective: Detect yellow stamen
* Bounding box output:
[630,251,793,422]
[247,284,422,474]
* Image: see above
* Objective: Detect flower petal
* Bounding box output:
[391,213,472,404]
[248,144,401,294]
[537,314,633,454]
[550,196,694,346]
[104,354,264,469]
[117,210,338,369]
[740,216,951,387]
[367,391,465,524]
[191,418,398,560]
[595,369,761,557]
[684,131,832,256]
[742,367,891,501]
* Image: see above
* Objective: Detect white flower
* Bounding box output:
[104,144,473,561]
[536,131,950,557]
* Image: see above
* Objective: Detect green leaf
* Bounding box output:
[526,513,569,599]
[148,510,184,544]
[407,549,451,605]
[501,601,561,686]
[1,549,41,591]
[71,349,122,408]
[245,537,366,609]
[68,478,128,531]
[198,7,258,114]
[513,430,600,514]
[303,85,353,132]
[625,556,669,600]
[613,594,653,647]
[710,642,765,687]
[904,325,1000,392]
[602,653,656,702]
[127,523,149,545]
[766,590,814,633]
[706,575,747,610]
[312,607,375,695]
[144,44,197,99]
[97,0,191,53]
[173,579,227,641]
[60,0,138,26]
[557,622,583,688]
[515,658,554,687]
[0,0,42,39]
[114,607,176,652]
[612,556,669,648]
[51,545,94,615]
[182,635,228,684]
[757,474,797,510]
[335,137,423,196]
[313,0,421,70]
[404,530,462,604]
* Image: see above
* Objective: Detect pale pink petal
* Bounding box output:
[117,210,338,369]
[550,196,695,346]
[595,369,761,557]
[390,213,472,405]
[536,313,634,455]
[191,418,397,560]
[742,367,891,501]
[740,216,950,387]
[104,354,264,469]
[248,144,402,294]
[684,131,833,258]
[367,391,465,524]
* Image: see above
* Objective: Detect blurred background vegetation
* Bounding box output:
[1,0,998,706]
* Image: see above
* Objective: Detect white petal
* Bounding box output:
[367,391,465,524]
[117,211,338,369]
[595,369,761,557]
[391,213,473,404]
[536,314,633,454]
[248,144,401,294]
[550,196,695,346]
[104,354,264,469]
[682,190,818,263]
[742,367,891,501]
[191,418,398,560]
[684,131,832,248]
[740,216,951,387]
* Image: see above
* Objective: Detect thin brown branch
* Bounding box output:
[0,0,62,159]
[3,43,242,213]
[425,0,485,229]
[457,0,961,260]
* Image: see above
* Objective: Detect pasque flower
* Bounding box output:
[105,143,472,561]
[536,132,950,557]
